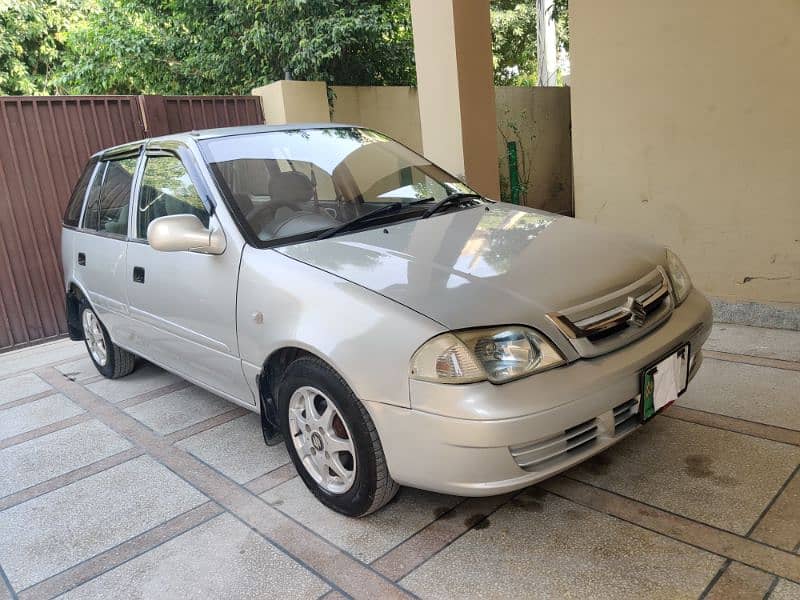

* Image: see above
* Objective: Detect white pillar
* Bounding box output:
[410,0,500,198]
[251,81,330,125]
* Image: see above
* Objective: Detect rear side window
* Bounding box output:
[63,158,97,227]
[82,157,139,235]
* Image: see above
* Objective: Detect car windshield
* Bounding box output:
[199,127,479,245]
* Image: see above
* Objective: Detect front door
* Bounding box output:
[123,150,253,405]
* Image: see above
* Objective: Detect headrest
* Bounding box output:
[268,171,314,205]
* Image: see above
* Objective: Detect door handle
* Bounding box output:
[77,252,86,266]
[133,266,145,284]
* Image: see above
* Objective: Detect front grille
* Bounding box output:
[613,398,639,434]
[546,267,674,358]
[510,418,599,471]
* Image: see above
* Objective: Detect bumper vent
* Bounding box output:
[510,418,598,471]
[613,398,639,435]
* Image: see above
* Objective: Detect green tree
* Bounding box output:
[490,0,569,86]
[59,0,416,95]
[552,0,569,52]
[3,0,569,95]
[491,0,537,86]
[0,0,81,94]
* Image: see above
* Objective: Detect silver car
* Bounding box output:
[61,125,711,516]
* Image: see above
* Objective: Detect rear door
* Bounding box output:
[122,145,252,405]
[72,153,140,337]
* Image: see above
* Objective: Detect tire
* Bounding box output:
[276,356,399,517]
[79,301,136,379]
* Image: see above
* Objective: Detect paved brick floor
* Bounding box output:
[0,323,798,599]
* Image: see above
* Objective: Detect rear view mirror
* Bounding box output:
[147,214,226,254]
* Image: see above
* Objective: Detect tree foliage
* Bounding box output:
[491,0,537,86]
[58,0,416,94]
[0,0,80,94]
[552,0,569,52]
[1,0,569,95]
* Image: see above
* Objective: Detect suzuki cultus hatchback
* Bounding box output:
[62,125,711,516]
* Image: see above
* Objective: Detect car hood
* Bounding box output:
[277,203,667,343]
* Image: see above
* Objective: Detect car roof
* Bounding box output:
[94,123,359,159]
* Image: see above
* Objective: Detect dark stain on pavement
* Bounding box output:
[464,514,490,530]
[523,487,547,500]
[433,506,454,519]
[509,496,544,513]
[685,454,738,487]
[685,455,713,478]
[584,453,613,476]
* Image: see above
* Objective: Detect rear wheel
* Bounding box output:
[277,357,399,516]
[80,302,136,379]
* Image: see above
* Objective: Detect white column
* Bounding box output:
[251,81,330,125]
[410,0,500,198]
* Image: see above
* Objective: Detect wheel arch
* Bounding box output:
[65,282,89,341]
[257,345,365,440]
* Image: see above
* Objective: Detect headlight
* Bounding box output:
[410,326,565,384]
[666,249,693,305]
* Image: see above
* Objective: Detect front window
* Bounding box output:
[200,128,478,245]
[137,155,210,239]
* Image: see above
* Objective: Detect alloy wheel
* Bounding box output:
[288,386,356,494]
[82,309,108,367]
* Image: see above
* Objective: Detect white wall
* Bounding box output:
[570,0,800,306]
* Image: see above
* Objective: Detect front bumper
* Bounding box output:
[364,288,712,496]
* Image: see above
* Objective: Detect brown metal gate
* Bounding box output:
[0,94,264,350]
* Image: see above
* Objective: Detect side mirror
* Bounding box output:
[147,214,226,254]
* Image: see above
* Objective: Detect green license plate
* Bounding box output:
[640,344,690,421]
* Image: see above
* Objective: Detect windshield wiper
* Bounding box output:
[420,192,483,219]
[315,202,403,240]
[314,192,483,240]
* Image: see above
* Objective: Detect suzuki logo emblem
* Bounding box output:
[623,297,647,327]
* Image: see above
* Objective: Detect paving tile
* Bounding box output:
[704,562,775,600]
[0,419,132,498]
[400,491,723,600]
[568,417,800,535]
[177,413,289,483]
[707,324,800,363]
[59,513,329,600]
[0,372,51,407]
[262,477,460,562]
[0,339,84,379]
[0,394,84,441]
[55,356,99,382]
[679,358,800,430]
[750,466,800,552]
[124,385,232,435]
[771,578,800,600]
[86,363,184,403]
[0,455,207,590]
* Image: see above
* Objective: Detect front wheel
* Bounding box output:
[80,302,136,379]
[277,357,399,517]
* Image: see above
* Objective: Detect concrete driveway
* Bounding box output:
[0,324,798,599]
